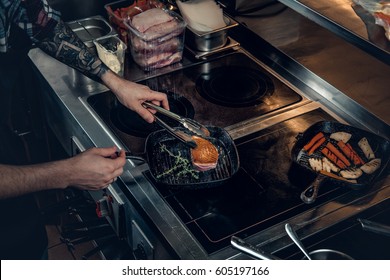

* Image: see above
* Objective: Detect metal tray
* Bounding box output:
[67,15,117,49]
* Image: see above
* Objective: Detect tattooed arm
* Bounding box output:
[36,19,169,122]
[23,0,169,123]
[36,20,109,78]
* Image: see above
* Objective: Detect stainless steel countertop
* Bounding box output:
[277,0,390,63]
[234,4,390,126]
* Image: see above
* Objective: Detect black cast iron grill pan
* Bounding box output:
[132,125,240,190]
[291,121,390,204]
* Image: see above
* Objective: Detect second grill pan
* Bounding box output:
[291,121,390,204]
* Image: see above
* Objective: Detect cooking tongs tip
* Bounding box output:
[144,101,210,137]
[143,101,210,148]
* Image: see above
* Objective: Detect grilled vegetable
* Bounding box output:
[358,137,375,160]
[320,170,357,183]
[340,168,363,179]
[322,157,340,173]
[308,158,323,172]
[303,132,325,151]
[326,142,351,167]
[337,141,365,165]
[321,147,348,169]
[308,157,340,173]
[307,136,326,155]
[347,143,365,165]
[360,158,381,174]
[330,131,352,143]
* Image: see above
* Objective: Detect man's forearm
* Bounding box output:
[0,163,67,199]
[36,19,109,78]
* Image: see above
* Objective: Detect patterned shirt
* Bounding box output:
[0,0,61,52]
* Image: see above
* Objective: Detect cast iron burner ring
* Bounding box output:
[110,91,195,137]
[196,66,274,107]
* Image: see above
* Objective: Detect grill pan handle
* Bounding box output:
[300,174,325,204]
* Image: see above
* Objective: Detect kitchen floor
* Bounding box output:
[46,222,102,260]
[37,190,105,260]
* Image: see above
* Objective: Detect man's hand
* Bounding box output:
[0,147,126,198]
[65,146,126,190]
[100,70,170,123]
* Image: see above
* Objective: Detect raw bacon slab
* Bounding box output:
[132,8,173,33]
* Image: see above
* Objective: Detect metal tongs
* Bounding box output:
[143,101,210,148]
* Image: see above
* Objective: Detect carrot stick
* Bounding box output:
[337,141,359,165]
[346,143,365,165]
[319,170,357,183]
[308,136,326,155]
[326,142,351,167]
[303,132,325,151]
[321,147,347,169]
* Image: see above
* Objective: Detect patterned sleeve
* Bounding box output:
[18,0,109,79]
[18,0,61,42]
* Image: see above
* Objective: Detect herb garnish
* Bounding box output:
[156,144,199,180]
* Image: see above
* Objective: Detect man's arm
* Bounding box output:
[0,147,125,199]
[36,19,109,79]
[35,19,169,122]
[21,0,169,122]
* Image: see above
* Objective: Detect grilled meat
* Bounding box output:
[190,136,219,171]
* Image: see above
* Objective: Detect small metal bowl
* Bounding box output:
[185,15,238,52]
[67,16,117,50]
[303,249,354,260]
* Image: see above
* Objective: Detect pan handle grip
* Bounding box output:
[300,175,324,204]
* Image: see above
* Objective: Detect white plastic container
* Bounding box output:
[94,35,127,77]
